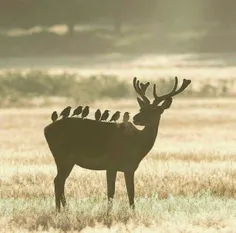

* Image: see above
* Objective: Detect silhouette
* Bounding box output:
[81,106,89,119]
[109,111,120,122]
[100,110,109,121]
[95,109,101,121]
[123,112,130,123]
[72,106,83,117]
[44,76,191,213]
[51,111,58,122]
[59,106,71,119]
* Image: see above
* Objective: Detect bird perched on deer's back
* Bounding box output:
[100,110,109,121]
[72,105,83,117]
[51,111,58,122]
[123,112,130,123]
[60,106,71,119]
[110,111,120,123]
[95,109,101,121]
[82,106,89,119]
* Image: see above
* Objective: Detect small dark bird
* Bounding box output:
[123,112,130,123]
[60,106,71,119]
[81,106,89,119]
[51,111,58,122]
[72,106,83,117]
[110,111,120,122]
[100,110,109,121]
[95,109,101,121]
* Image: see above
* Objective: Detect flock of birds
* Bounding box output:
[51,106,130,123]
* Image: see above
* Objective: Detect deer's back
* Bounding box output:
[44,118,138,163]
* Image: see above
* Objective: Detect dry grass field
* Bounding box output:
[0,98,236,232]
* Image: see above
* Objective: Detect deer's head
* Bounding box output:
[133,77,191,126]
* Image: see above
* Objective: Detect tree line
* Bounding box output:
[0,0,235,34]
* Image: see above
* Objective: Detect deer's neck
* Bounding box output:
[138,117,161,157]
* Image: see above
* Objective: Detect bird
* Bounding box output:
[95,109,101,121]
[72,106,83,117]
[81,106,89,119]
[109,111,120,123]
[100,110,109,121]
[123,112,130,123]
[59,106,71,119]
[51,111,58,122]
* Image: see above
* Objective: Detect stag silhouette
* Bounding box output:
[44,77,191,212]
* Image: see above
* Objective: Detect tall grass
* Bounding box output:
[1,99,236,232]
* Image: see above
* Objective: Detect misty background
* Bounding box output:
[0,0,236,107]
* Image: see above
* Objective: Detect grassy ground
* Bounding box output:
[0,98,236,232]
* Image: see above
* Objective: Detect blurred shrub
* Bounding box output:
[0,71,235,107]
[0,71,131,107]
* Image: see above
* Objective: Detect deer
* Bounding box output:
[44,76,191,213]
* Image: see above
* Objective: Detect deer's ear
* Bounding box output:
[137,97,145,108]
[161,98,173,110]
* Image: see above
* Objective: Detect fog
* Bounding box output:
[0,1,236,105]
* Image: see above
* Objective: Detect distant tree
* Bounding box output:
[1,0,235,37]
[0,0,58,29]
[105,0,157,34]
[0,0,103,35]
[205,0,236,29]
[55,0,102,36]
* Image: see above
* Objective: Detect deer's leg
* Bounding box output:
[54,162,74,212]
[106,169,117,214]
[54,174,61,212]
[60,163,74,208]
[124,171,135,209]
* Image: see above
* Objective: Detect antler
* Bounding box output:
[133,77,150,105]
[152,77,191,105]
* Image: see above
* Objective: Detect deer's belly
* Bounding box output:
[73,153,109,170]
[73,153,130,171]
